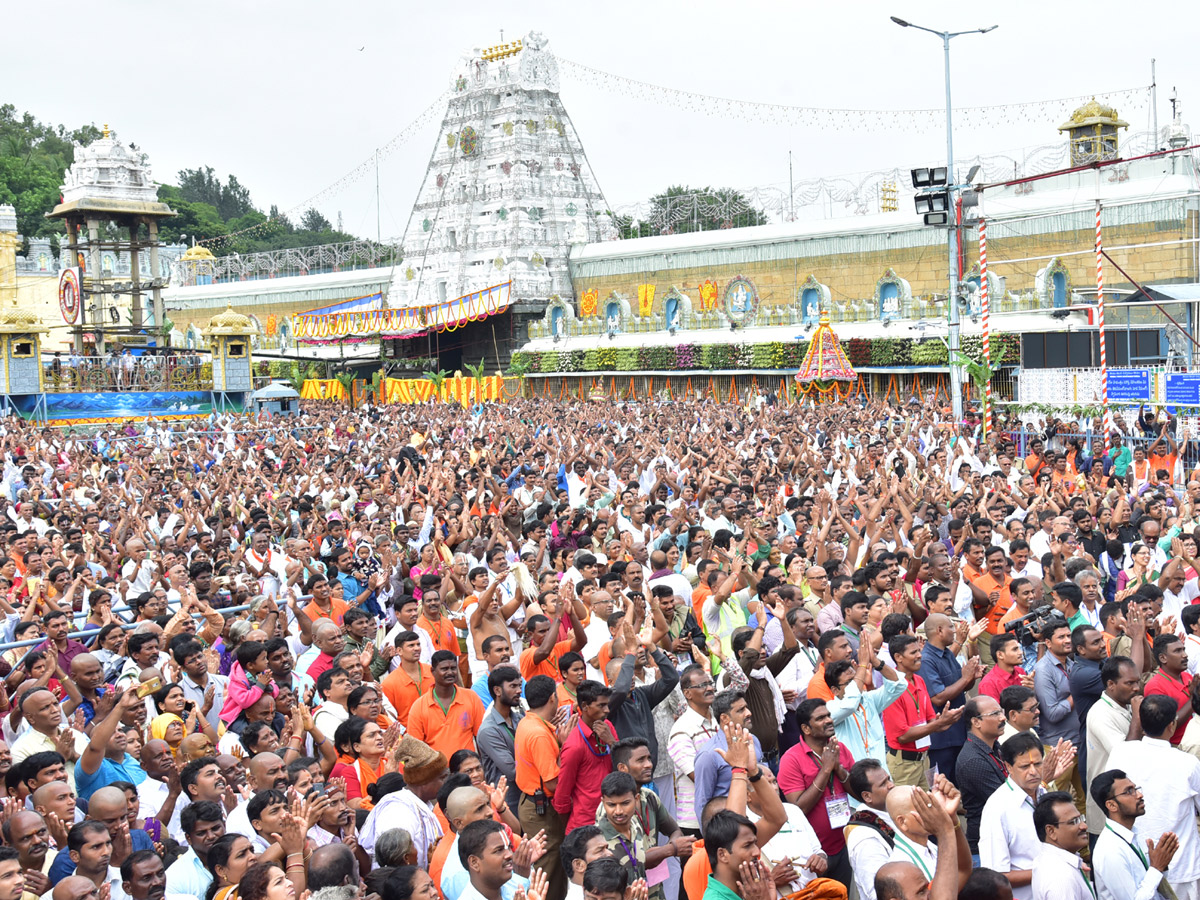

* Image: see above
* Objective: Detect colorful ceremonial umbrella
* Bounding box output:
[795,311,856,384]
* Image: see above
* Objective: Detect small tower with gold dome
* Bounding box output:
[178,245,217,286]
[1059,98,1129,166]
[202,304,255,407]
[0,298,50,402]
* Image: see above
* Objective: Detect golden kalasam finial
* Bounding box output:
[102,123,110,138]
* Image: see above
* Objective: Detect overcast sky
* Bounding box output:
[4,0,1192,241]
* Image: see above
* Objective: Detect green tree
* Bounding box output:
[627,185,769,237]
[299,208,332,233]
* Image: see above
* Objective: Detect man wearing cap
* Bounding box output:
[359,736,447,869]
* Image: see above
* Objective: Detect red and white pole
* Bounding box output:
[1096,200,1110,451]
[979,217,991,438]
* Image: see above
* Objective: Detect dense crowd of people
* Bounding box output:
[0,394,1196,900]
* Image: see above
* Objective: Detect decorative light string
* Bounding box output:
[197,91,449,248]
[558,57,1149,132]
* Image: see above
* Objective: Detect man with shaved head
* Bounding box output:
[65,655,107,727]
[178,734,215,763]
[223,752,288,840]
[31,782,77,832]
[10,690,87,791]
[50,875,97,900]
[306,844,358,893]
[884,780,971,893]
[298,621,346,689]
[438,786,507,899]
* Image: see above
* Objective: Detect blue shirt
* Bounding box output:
[472,674,526,710]
[827,676,909,770]
[73,686,108,726]
[442,833,528,899]
[337,571,381,617]
[918,643,967,750]
[692,729,764,823]
[165,847,212,898]
[74,754,147,801]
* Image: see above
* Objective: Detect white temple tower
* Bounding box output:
[390,31,615,367]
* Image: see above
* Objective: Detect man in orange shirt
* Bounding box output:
[807,631,854,702]
[967,547,1013,666]
[1148,424,1179,484]
[416,589,460,658]
[381,631,431,728]
[302,575,349,627]
[519,595,586,682]
[406,650,485,761]
[514,675,567,900]
[969,548,1013,624]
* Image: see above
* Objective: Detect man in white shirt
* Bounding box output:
[884,778,971,890]
[312,668,353,739]
[1106,695,1200,900]
[120,540,158,596]
[359,737,446,869]
[1031,790,1094,900]
[845,759,897,900]
[1085,655,1139,840]
[580,591,616,682]
[666,665,719,835]
[1090,767,1178,900]
[980,733,1052,900]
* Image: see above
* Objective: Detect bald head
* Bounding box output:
[31,781,74,821]
[885,784,917,821]
[445,786,491,831]
[874,861,927,900]
[87,787,128,823]
[249,752,287,791]
[307,843,357,891]
[923,613,950,639]
[180,733,216,761]
[69,653,100,680]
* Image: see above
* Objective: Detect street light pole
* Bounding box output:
[892,16,997,423]
[942,31,961,424]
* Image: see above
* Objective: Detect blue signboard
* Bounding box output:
[1108,369,1151,402]
[1164,372,1200,405]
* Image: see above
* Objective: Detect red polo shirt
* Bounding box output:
[1145,669,1192,745]
[882,674,936,752]
[552,719,619,831]
[777,739,856,854]
[978,665,1026,703]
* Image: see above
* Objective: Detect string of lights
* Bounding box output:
[198,92,449,248]
[557,57,1149,132]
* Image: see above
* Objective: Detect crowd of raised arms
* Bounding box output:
[0,392,1200,900]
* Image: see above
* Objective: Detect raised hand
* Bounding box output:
[737,860,775,900]
[512,828,547,877]
[930,773,961,817]
[1147,832,1179,873]
[521,868,549,900]
[715,721,752,771]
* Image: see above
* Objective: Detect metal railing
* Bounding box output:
[0,596,290,669]
[42,357,213,393]
[173,240,402,285]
